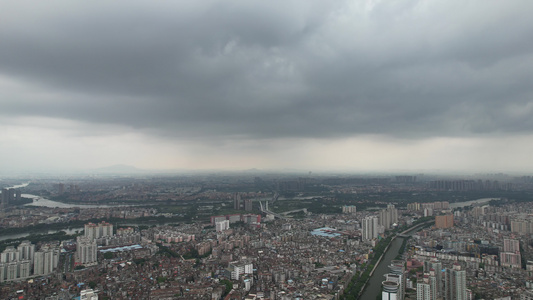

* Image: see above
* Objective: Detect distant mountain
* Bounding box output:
[93,164,144,173]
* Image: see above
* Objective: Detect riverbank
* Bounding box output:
[22,193,143,208]
[340,220,432,300]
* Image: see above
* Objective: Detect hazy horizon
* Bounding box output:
[0,163,527,178]
[2,1,533,174]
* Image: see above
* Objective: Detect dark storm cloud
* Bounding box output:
[1,0,533,140]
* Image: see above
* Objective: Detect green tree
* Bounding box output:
[220,279,233,295]
[88,281,97,289]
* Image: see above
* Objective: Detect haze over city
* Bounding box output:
[1,0,533,174]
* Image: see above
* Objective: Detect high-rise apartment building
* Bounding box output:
[0,242,36,282]
[216,220,230,232]
[417,281,431,300]
[342,205,357,214]
[33,246,59,276]
[233,193,241,210]
[435,214,454,229]
[445,264,467,300]
[379,204,398,230]
[17,241,34,263]
[1,188,15,209]
[423,259,442,298]
[228,260,253,280]
[382,281,399,300]
[362,216,379,241]
[503,238,520,252]
[388,260,406,300]
[407,202,420,211]
[76,236,97,266]
[85,221,113,240]
[244,198,253,211]
[500,252,521,268]
[0,246,18,263]
[417,270,439,300]
[500,238,521,268]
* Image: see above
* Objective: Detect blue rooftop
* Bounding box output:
[311,227,341,238]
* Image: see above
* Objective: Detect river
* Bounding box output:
[22,194,137,209]
[449,197,497,208]
[1,183,142,241]
[358,225,423,300]
[4,182,138,209]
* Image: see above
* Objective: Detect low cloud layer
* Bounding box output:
[1,1,533,172]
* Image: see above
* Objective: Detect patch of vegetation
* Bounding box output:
[157,276,167,283]
[157,244,180,258]
[220,279,233,296]
[183,247,211,260]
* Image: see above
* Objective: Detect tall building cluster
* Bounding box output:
[342,205,357,214]
[407,201,450,216]
[56,183,80,194]
[84,221,140,246]
[445,264,467,300]
[76,221,113,266]
[429,179,509,191]
[233,192,253,211]
[380,258,468,300]
[409,260,467,300]
[500,238,521,268]
[417,260,442,300]
[76,222,142,266]
[216,219,230,232]
[34,245,60,276]
[0,241,59,282]
[226,260,253,280]
[1,188,21,209]
[210,213,261,228]
[379,204,398,229]
[510,217,533,234]
[361,205,397,242]
[382,260,406,300]
[84,221,113,240]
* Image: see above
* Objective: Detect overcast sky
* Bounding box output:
[1,0,533,173]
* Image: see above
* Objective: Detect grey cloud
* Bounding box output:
[1,0,533,141]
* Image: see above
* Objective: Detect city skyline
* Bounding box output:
[1,1,533,173]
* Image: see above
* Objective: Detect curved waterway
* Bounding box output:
[22,194,136,209]
[359,225,422,300]
[5,182,138,208]
[449,197,496,208]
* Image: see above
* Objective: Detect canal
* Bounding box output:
[359,225,424,300]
